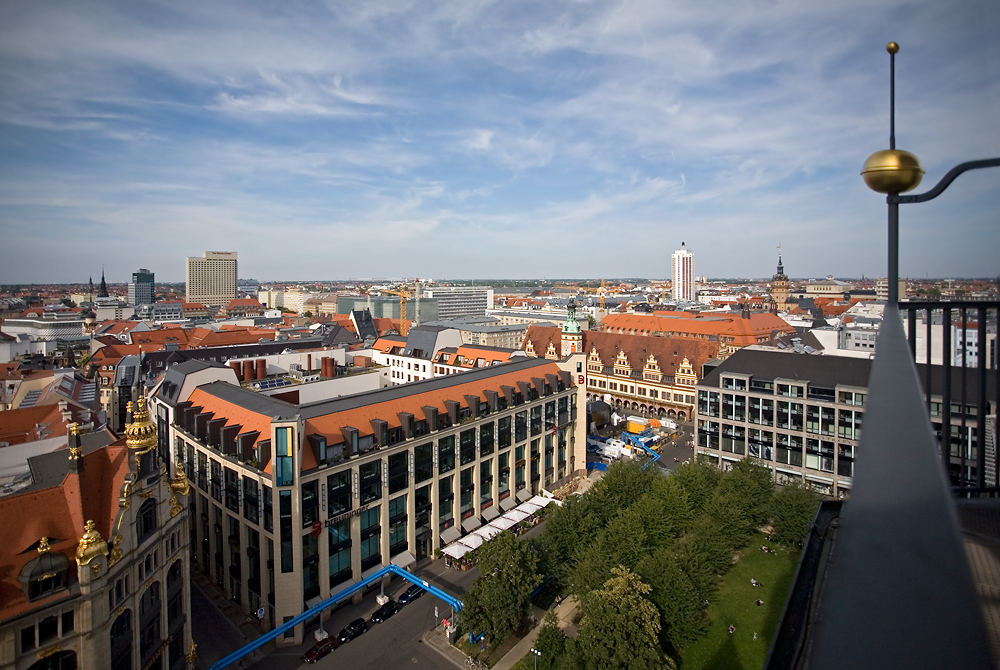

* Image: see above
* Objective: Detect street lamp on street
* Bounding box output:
[860,42,1000,304]
[530,647,542,670]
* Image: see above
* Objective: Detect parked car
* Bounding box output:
[337,618,367,644]
[398,584,424,606]
[302,636,339,663]
[370,599,398,624]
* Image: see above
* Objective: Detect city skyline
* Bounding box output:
[1,1,997,283]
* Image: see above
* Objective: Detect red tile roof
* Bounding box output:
[523,326,720,377]
[0,441,129,622]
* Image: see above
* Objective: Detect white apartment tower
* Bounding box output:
[185,251,238,307]
[672,242,695,302]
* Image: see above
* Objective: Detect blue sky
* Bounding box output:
[1,0,997,283]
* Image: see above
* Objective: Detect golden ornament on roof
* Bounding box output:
[76,520,109,567]
[125,396,157,454]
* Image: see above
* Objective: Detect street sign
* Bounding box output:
[256,608,265,620]
[434,606,438,619]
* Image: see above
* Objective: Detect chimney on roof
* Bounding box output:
[59,400,72,424]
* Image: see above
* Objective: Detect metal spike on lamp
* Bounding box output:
[860,42,923,305]
[860,42,999,305]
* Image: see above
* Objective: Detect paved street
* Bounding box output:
[191,579,260,670]
[237,560,481,670]
[656,422,695,472]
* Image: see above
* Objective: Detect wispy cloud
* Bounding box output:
[0,0,997,282]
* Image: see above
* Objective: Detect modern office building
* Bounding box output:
[337,296,439,323]
[129,269,155,306]
[671,242,695,303]
[421,287,494,320]
[185,252,238,308]
[151,357,583,645]
[694,347,998,496]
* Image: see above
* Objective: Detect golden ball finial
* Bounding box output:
[861,149,924,193]
[886,42,899,54]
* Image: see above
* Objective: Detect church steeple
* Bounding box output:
[98,269,109,298]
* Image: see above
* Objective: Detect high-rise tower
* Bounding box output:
[185,251,238,307]
[671,243,695,302]
[128,268,155,306]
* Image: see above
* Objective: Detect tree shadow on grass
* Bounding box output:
[699,632,749,670]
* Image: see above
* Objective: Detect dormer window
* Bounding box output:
[18,538,70,601]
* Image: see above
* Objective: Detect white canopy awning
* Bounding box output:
[481,505,501,522]
[529,496,555,507]
[474,525,502,542]
[517,502,542,515]
[441,543,471,559]
[492,517,517,530]
[459,534,484,550]
[503,509,529,523]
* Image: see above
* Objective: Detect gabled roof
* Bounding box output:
[522,326,720,376]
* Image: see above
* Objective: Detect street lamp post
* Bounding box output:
[861,42,999,477]
[860,42,1000,305]
[530,647,542,670]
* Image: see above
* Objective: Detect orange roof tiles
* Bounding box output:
[185,387,277,472]
[601,311,792,346]
[0,442,129,622]
[305,361,568,448]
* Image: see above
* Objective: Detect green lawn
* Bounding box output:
[679,533,800,670]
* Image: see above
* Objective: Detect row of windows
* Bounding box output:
[699,423,855,476]
[21,610,74,653]
[712,383,867,406]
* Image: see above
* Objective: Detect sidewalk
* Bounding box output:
[190,570,272,669]
[490,597,579,670]
[422,625,476,669]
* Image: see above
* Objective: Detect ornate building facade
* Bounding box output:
[0,401,193,670]
[522,310,720,421]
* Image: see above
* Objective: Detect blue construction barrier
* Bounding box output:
[208,564,463,670]
[586,460,608,471]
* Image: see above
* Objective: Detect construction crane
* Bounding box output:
[383,287,412,336]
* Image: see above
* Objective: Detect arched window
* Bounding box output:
[110,610,132,670]
[139,583,161,662]
[137,499,157,544]
[167,561,182,589]
[27,650,77,670]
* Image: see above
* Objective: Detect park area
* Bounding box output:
[679,532,800,670]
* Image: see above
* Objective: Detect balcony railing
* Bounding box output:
[765,305,994,668]
[902,300,999,491]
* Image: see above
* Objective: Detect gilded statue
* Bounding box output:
[76,520,108,567]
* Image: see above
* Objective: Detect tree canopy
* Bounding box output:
[460,530,541,643]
